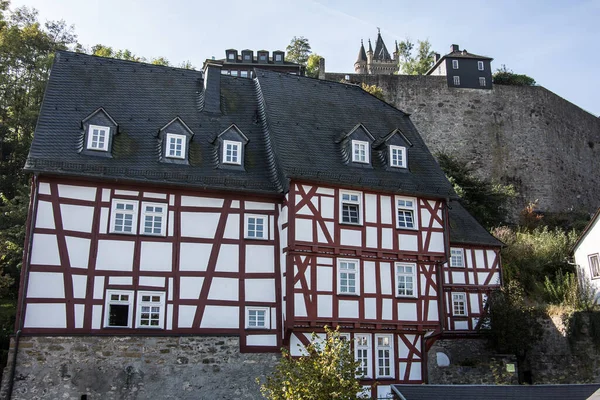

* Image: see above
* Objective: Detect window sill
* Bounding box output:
[245,327,270,330]
[86,147,109,152]
[340,222,363,227]
[109,230,137,235]
[244,236,268,241]
[395,295,417,299]
[337,292,360,297]
[395,226,418,231]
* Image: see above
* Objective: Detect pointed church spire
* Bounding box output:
[356,39,367,62]
[373,29,391,61]
[368,39,373,54]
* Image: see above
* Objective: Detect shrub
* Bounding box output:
[493,65,536,86]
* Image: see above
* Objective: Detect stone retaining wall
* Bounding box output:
[0,335,278,400]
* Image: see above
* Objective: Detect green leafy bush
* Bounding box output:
[493,65,536,86]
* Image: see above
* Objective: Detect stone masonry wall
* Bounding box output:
[427,338,518,385]
[326,73,600,219]
[0,336,278,400]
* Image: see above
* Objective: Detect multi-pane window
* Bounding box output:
[245,215,266,239]
[396,197,416,229]
[453,76,460,86]
[240,71,248,78]
[227,52,235,60]
[275,54,283,61]
[243,54,251,61]
[452,292,467,316]
[450,248,464,267]
[479,77,486,87]
[341,192,361,224]
[338,259,359,295]
[105,290,133,327]
[478,61,484,71]
[452,59,459,69]
[355,334,371,378]
[352,140,369,163]
[223,140,242,165]
[246,307,269,328]
[137,292,165,328]
[87,125,109,151]
[141,202,167,236]
[389,145,407,168]
[110,200,138,234]
[396,263,416,297]
[590,254,600,279]
[165,133,186,159]
[375,335,393,378]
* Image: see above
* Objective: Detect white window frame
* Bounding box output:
[355,334,372,379]
[389,145,407,168]
[240,70,248,78]
[223,140,242,165]
[340,191,363,225]
[165,133,186,159]
[227,52,235,60]
[479,77,486,87]
[452,292,467,316]
[136,291,166,329]
[104,290,134,328]
[478,61,484,71]
[275,54,283,62]
[245,306,270,329]
[375,334,394,378]
[452,59,459,69]
[396,196,418,230]
[140,202,167,236]
[590,254,600,279]
[231,70,239,77]
[351,140,370,164]
[109,199,138,235]
[245,214,267,240]
[337,258,360,295]
[453,76,460,86]
[86,124,110,151]
[450,248,465,268]
[395,263,417,298]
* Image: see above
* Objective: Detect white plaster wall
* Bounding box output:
[321,197,334,219]
[180,196,224,208]
[428,231,445,253]
[179,243,211,271]
[27,272,65,298]
[30,234,61,266]
[340,229,361,247]
[365,194,378,223]
[339,300,359,318]
[294,293,307,317]
[428,300,438,321]
[245,201,275,210]
[96,240,134,271]
[139,276,165,287]
[382,298,392,320]
[380,264,392,295]
[295,218,313,242]
[245,279,276,302]
[35,201,55,229]
[93,277,105,299]
[208,278,238,301]
[65,236,91,269]
[316,266,332,292]
[574,216,600,299]
[397,303,417,321]
[24,303,67,328]
[366,227,378,248]
[246,335,277,346]
[72,275,87,298]
[108,276,132,286]
[114,190,138,196]
[74,304,84,328]
[381,228,393,249]
[364,297,377,319]
[180,277,204,299]
[363,261,377,294]
[223,214,240,239]
[178,305,197,328]
[180,212,220,238]
[317,295,332,318]
[60,204,94,232]
[38,182,51,195]
[380,196,392,224]
[399,233,418,252]
[200,306,239,329]
[99,207,109,234]
[57,184,96,201]
[246,245,274,273]
[215,244,239,272]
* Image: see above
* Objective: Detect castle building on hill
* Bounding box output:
[426,44,493,89]
[355,29,399,75]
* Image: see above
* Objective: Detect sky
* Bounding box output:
[11,0,600,116]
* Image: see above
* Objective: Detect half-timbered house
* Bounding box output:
[8,51,502,399]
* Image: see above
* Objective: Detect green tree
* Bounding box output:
[258,326,365,400]
[493,64,536,86]
[305,53,322,78]
[360,83,384,100]
[397,38,435,75]
[286,36,311,65]
[436,153,517,228]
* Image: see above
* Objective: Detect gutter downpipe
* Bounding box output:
[6,174,39,400]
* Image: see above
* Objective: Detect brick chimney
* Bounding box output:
[202,62,221,114]
[318,57,326,80]
[451,44,459,52]
[434,53,441,63]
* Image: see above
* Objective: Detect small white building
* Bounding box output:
[573,208,600,303]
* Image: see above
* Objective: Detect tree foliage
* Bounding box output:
[397,38,435,75]
[258,326,364,400]
[305,53,322,78]
[89,44,183,68]
[286,36,312,65]
[493,64,536,86]
[436,153,517,228]
[360,83,384,100]
[483,281,543,358]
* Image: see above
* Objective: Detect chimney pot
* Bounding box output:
[434,53,441,63]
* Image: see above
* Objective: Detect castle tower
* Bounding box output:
[354,39,367,74]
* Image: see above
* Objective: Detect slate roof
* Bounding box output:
[448,201,503,247]
[27,50,456,200]
[356,40,367,62]
[373,31,392,61]
[392,384,600,400]
[427,48,494,75]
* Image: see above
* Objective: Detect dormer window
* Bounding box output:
[228,53,235,60]
[165,133,186,159]
[352,140,369,163]
[87,125,109,151]
[244,54,251,61]
[223,140,241,165]
[275,54,283,62]
[389,145,407,168]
